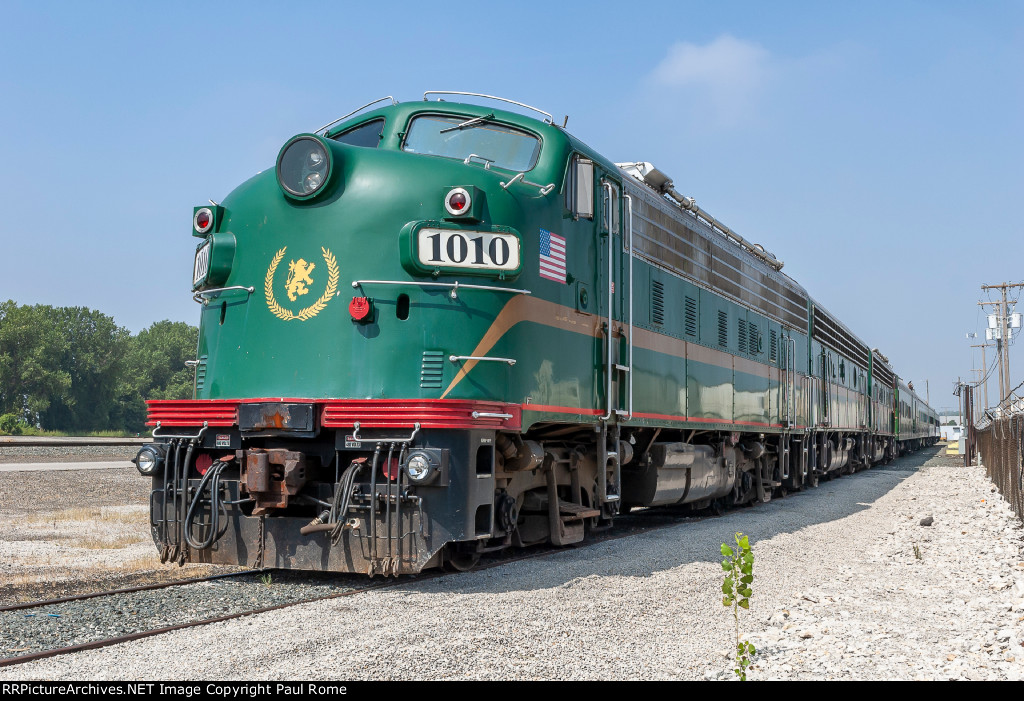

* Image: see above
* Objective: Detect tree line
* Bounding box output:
[0,300,197,434]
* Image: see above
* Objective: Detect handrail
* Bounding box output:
[788,337,798,427]
[463,153,494,168]
[601,182,616,422]
[625,194,634,420]
[351,421,420,444]
[449,355,516,366]
[472,411,514,420]
[152,422,209,441]
[501,171,556,196]
[501,172,525,189]
[423,91,554,124]
[316,96,397,135]
[193,286,255,304]
[351,279,530,301]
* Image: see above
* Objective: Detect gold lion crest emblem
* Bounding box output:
[264,246,339,321]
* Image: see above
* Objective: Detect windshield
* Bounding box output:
[402,115,541,172]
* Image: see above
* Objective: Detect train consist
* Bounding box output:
[137,92,939,575]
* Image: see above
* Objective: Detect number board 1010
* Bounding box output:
[417,228,520,272]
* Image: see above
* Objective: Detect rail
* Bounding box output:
[422,91,555,124]
[316,96,398,135]
[193,285,255,304]
[351,279,531,300]
[0,436,149,447]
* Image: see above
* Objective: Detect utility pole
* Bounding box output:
[964,383,975,466]
[981,282,1024,407]
[978,301,1004,404]
[970,368,983,417]
[970,342,993,410]
[958,376,963,428]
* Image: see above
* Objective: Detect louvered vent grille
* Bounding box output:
[684,296,697,337]
[718,311,728,348]
[812,306,871,372]
[872,351,895,388]
[194,356,208,392]
[625,184,809,328]
[651,281,665,325]
[770,330,778,363]
[420,351,444,389]
[738,319,748,354]
[749,323,759,356]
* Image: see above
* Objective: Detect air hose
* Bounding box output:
[330,460,365,545]
[184,460,229,550]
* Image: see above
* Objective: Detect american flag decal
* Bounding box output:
[539,229,567,283]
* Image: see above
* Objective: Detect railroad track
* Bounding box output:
[0,436,149,448]
[0,569,382,668]
[0,504,713,668]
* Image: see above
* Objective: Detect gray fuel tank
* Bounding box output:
[622,443,732,507]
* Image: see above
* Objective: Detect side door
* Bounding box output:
[561,153,600,411]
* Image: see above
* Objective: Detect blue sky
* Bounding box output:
[1,1,1021,413]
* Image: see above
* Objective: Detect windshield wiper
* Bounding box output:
[439,113,495,134]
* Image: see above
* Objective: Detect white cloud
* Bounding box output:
[649,35,772,123]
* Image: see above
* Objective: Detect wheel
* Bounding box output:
[444,544,482,572]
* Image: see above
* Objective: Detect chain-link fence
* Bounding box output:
[976,415,1024,520]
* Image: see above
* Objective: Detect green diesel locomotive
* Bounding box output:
[137,92,939,575]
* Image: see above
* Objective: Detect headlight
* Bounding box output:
[277,135,332,199]
[133,444,166,476]
[405,451,439,484]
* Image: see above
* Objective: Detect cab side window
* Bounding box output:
[331,119,385,148]
[565,154,594,220]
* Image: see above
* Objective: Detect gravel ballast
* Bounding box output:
[3,446,1023,680]
[1,572,368,658]
[0,445,136,464]
[0,457,238,606]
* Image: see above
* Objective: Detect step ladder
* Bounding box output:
[558,501,602,521]
[597,421,622,509]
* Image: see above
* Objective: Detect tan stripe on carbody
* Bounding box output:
[440,296,601,399]
[441,295,780,400]
[733,355,770,379]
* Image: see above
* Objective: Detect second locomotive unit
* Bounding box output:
[137,92,939,575]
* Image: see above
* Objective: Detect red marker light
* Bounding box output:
[444,188,472,216]
[195,453,213,476]
[349,296,372,321]
[194,207,214,234]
